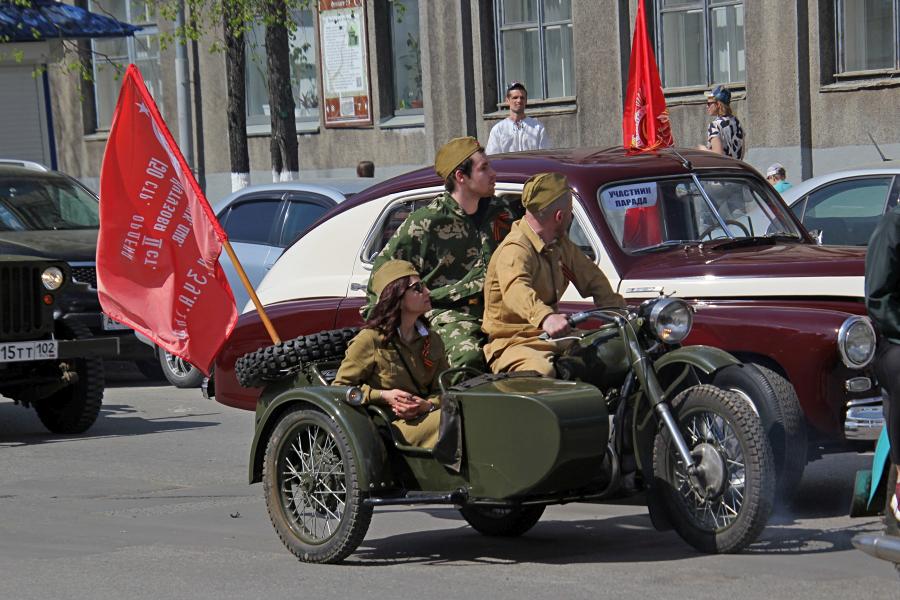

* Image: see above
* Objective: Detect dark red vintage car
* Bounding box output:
[210,147,880,498]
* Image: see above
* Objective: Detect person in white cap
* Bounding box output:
[766,163,792,193]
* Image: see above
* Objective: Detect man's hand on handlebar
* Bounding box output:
[541,313,571,338]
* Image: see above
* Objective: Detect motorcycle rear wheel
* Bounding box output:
[652,384,774,554]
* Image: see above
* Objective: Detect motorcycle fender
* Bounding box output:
[248,385,390,491]
[653,345,740,376]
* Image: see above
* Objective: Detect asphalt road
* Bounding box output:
[1,366,898,599]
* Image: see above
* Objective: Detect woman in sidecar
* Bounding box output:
[332,260,446,448]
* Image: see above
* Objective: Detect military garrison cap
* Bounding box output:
[521,172,570,213]
[371,259,419,297]
[435,136,483,180]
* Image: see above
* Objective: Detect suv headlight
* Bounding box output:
[838,316,876,369]
[41,266,64,290]
[647,298,693,344]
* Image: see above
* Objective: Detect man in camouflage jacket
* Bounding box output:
[368,137,516,371]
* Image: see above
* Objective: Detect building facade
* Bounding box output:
[45,0,900,202]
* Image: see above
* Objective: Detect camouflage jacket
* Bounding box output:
[368,192,516,322]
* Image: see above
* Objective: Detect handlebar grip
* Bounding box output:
[567,311,591,326]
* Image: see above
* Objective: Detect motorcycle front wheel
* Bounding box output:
[652,384,775,554]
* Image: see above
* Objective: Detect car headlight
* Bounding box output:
[647,298,693,344]
[838,316,876,369]
[41,266,64,290]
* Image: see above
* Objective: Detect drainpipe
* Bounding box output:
[175,1,194,168]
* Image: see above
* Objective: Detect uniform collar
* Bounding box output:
[520,218,553,253]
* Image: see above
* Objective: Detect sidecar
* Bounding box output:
[248,339,772,563]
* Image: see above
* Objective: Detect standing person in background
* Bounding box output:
[485,81,550,155]
[865,209,900,521]
[698,85,745,160]
[766,163,792,193]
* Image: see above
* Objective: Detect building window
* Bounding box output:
[89,1,161,130]
[494,0,575,101]
[656,0,745,89]
[390,0,422,114]
[836,0,899,73]
[245,8,320,127]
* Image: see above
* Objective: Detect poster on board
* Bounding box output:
[318,0,372,127]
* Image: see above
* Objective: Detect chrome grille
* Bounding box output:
[0,264,46,339]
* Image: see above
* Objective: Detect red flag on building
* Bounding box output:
[622,0,674,151]
[97,64,236,375]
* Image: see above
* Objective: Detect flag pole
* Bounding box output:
[222,240,281,344]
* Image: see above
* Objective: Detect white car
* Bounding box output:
[781,160,900,246]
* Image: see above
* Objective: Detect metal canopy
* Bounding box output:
[0,0,140,42]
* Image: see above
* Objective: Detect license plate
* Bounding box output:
[102,314,131,331]
[0,340,58,363]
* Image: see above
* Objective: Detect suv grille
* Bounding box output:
[0,264,47,339]
[71,265,97,289]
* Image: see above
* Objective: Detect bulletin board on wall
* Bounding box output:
[318,0,372,127]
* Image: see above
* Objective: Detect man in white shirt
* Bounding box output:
[485,81,550,155]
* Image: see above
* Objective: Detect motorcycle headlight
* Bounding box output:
[838,316,876,369]
[41,266,64,290]
[647,298,693,344]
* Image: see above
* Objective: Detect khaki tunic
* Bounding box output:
[332,326,450,448]
[482,219,624,376]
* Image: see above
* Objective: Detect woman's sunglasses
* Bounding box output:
[406,281,426,294]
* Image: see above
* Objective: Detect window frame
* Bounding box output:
[799,175,896,221]
[279,192,336,247]
[834,0,900,77]
[218,194,287,246]
[388,0,424,117]
[88,0,161,132]
[493,0,576,102]
[655,0,745,92]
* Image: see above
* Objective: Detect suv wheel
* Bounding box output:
[34,321,105,434]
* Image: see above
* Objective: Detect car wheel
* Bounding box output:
[158,348,203,388]
[34,321,105,434]
[263,408,372,564]
[653,384,775,554]
[712,363,807,504]
[235,328,360,388]
[885,461,899,536]
[459,505,545,537]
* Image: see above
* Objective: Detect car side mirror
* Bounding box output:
[808,229,823,245]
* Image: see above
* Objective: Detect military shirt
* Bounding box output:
[866,207,900,344]
[368,192,516,325]
[482,218,624,342]
[332,324,450,405]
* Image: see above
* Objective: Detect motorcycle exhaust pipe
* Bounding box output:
[853,533,900,564]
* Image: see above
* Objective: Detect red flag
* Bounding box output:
[622,0,674,151]
[97,64,237,375]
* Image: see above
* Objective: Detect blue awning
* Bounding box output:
[0,0,140,42]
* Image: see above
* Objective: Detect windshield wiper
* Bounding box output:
[630,240,698,254]
[706,233,801,250]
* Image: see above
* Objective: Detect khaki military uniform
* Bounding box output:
[482,219,624,376]
[333,325,450,448]
[368,192,516,371]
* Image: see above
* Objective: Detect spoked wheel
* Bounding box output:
[459,505,545,537]
[263,409,372,563]
[653,384,774,554]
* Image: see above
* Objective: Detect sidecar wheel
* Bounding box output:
[263,408,372,564]
[459,505,545,537]
[653,384,775,554]
[885,461,899,536]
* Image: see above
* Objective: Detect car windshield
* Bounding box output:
[597,175,803,253]
[0,174,100,231]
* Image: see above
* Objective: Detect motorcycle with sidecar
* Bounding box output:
[238,296,775,563]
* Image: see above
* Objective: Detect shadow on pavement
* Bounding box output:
[0,402,219,445]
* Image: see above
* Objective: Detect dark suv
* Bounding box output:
[1,256,118,432]
[0,160,155,373]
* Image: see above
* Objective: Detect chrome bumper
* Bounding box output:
[844,396,884,441]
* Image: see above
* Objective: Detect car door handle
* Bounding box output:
[350,283,367,291]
